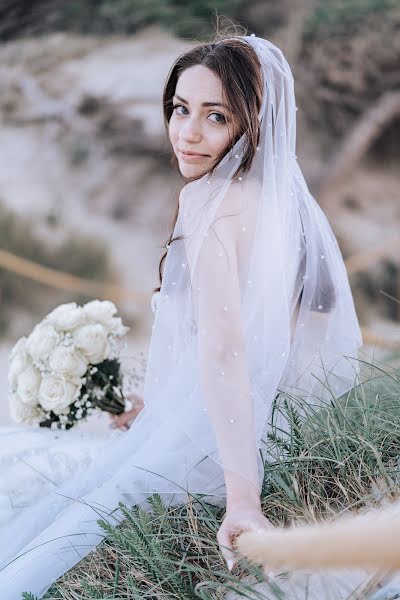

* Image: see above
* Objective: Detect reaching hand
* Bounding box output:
[109,393,144,430]
[217,503,275,578]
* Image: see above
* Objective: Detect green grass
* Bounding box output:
[303,0,399,39]
[0,0,243,41]
[27,354,400,599]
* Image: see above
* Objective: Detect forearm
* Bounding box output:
[225,469,261,510]
[199,343,261,508]
[194,221,262,511]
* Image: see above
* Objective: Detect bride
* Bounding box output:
[0,33,362,598]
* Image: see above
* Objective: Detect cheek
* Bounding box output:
[168,117,181,149]
[168,115,233,157]
[208,127,232,155]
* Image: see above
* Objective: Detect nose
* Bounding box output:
[180,115,202,144]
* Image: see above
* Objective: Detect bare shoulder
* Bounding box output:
[214,177,260,238]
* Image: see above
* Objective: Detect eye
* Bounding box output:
[208,112,226,124]
[172,104,227,124]
[172,104,188,115]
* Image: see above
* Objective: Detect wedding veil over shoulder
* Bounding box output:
[0,35,362,598]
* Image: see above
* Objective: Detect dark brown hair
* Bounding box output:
[154,35,263,293]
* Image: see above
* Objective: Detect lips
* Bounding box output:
[178,149,209,160]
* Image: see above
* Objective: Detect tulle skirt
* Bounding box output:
[0,406,227,599]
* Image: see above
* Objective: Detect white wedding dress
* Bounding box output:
[0,35,382,599]
[0,423,124,529]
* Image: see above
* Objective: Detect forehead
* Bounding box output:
[175,65,223,102]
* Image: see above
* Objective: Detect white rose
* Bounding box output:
[48,345,88,379]
[107,316,130,337]
[39,375,79,414]
[10,336,28,361]
[46,302,87,331]
[83,300,118,329]
[26,323,60,363]
[73,323,109,364]
[8,351,31,392]
[16,364,41,406]
[9,391,39,423]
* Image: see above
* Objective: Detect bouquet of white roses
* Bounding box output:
[8,300,130,430]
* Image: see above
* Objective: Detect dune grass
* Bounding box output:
[23,352,400,600]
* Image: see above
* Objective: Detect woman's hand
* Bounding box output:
[217,502,275,578]
[108,393,144,431]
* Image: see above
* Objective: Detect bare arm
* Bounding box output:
[192,187,261,508]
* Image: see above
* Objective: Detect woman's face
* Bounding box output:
[168,65,238,179]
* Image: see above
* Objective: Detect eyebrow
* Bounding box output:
[173,94,231,111]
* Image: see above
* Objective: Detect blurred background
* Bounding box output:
[0,0,399,427]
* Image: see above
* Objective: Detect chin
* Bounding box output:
[178,160,209,180]
[178,159,210,179]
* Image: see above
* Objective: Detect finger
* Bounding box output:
[227,558,236,572]
[222,551,237,572]
[218,532,236,567]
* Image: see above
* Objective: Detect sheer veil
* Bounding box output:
[0,35,362,598]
